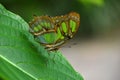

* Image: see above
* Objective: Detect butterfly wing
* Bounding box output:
[47,12,80,50]
[53,12,80,42]
[68,12,80,38]
[29,12,80,51]
[29,16,55,35]
[29,16,58,46]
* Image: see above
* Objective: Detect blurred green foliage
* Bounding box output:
[1,0,120,38]
[78,0,104,6]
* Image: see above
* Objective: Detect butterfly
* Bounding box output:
[29,12,80,51]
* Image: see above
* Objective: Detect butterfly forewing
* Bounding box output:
[68,12,80,38]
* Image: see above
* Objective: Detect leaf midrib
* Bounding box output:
[0,55,37,80]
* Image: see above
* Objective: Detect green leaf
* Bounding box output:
[0,4,84,80]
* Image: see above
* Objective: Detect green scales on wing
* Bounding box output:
[29,12,80,51]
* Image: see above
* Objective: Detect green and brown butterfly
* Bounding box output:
[29,12,80,51]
